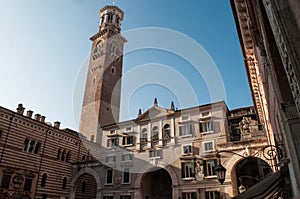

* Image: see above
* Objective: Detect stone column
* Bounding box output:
[159,120,163,146]
[136,125,141,150]
[147,123,151,148]
[96,190,101,199]
[170,118,175,144]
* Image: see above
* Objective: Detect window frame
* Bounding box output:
[179,124,194,137]
[106,169,114,185]
[182,145,192,155]
[203,141,215,152]
[181,161,195,179]
[149,150,162,159]
[122,168,130,184]
[121,154,133,162]
[203,159,217,177]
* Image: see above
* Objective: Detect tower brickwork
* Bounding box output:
[80,5,126,142]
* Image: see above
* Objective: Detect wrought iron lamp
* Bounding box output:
[214,145,279,185]
[215,156,226,185]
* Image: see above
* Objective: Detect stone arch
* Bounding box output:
[225,154,272,195]
[69,167,101,199]
[134,160,179,187]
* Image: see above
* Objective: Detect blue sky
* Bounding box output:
[0,0,252,130]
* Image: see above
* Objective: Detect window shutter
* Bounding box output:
[203,160,207,176]
[181,163,185,178]
[193,146,199,155]
[179,126,182,136]
[213,121,220,132]
[132,136,136,145]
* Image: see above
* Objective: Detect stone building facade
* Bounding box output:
[70,101,270,199]
[0,104,93,199]
[231,0,300,197]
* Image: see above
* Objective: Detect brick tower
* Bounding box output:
[80,5,126,142]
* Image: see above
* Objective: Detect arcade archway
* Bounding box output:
[140,168,172,199]
[235,157,272,193]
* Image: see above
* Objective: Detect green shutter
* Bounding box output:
[203,160,207,176]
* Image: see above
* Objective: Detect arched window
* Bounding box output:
[163,124,171,144]
[81,180,87,193]
[57,149,61,160]
[61,150,66,161]
[66,151,71,162]
[41,173,47,187]
[28,140,35,153]
[151,126,159,146]
[140,128,148,150]
[34,142,41,154]
[62,177,67,190]
[23,138,29,151]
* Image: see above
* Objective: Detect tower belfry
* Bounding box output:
[80,5,126,142]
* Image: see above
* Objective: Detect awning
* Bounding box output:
[232,170,284,199]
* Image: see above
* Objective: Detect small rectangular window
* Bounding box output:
[106,156,116,163]
[179,124,194,136]
[106,169,113,184]
[122,136,134,146]
[1,174,11,188]
[122,168,130,184]
[23,178,33,191]
[149,150,162,159]
[204,142,214,152]
[205,191,220,199]
[183,145,192,154]
[202,111,209,117]
[107,138,118,148]
[203,159,217,176]
[125,126,132,131]
[181,162,195,178]
[181,115,190,121]
[182,192,196,199]
[122,154,133,162]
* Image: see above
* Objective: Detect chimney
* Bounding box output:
[54,121,61,129]
[138,108,142,117]
[26,110,33,118]
[40,116,46,123]
[16,104,25,115]
[34,114,41,121]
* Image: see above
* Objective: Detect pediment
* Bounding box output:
[135,106,174,121]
